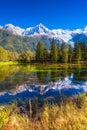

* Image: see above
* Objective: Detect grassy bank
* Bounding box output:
[0,61,33,66]
[0,93,87,130]
[0,62,86,69]
[0,61,22,66]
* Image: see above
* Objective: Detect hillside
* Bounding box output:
[0,29,56,53]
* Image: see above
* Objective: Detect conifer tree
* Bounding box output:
[60,42,68,63]
[36,42,45,62]
[51,40,58,63]
[68,44,73,63]
[74,42,82,63]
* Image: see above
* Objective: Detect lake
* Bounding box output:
[0,64,87,104]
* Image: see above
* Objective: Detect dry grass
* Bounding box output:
[1,94,87,130]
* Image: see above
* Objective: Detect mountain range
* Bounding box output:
[0,23,87,53]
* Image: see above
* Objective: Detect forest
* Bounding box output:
[0,40,87,64]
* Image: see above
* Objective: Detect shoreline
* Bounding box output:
[0,61,87,67]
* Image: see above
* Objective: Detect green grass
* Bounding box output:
[0,61,20,66]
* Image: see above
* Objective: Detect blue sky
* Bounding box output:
[0,0,87,29]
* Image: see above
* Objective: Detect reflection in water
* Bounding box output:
[0,64,87,104]
[0,65,20,81]
[36,71,48,83]
[74,67,87,82]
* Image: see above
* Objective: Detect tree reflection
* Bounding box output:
[74,65,87,82]
[36,71,48,83]
[50,71,60,81]
[0,64,87,92]
[0,65,20,81]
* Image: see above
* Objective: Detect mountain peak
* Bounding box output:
[23,23,49,36]
[35,23,49,33]
[3,24,25,35]
[38,23,44,27]
[4,23,15,28]
[37,23,47,29]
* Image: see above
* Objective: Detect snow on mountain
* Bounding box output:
[23,23,73,42]
[72,29,82,34]
[52,29,72,42]
[1,23,87,43]
[3,24,25,35]
[23,23,50,36]
[83,26,87,35]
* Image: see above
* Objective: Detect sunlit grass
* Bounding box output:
[0,61,19,66]
[0,94,87,130]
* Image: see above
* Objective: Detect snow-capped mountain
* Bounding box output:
[1,23,87,43]
[23,23,50,36]
[3,24,25,35]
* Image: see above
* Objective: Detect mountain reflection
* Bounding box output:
[0,64,87,95]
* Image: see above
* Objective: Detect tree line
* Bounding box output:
[0,40,87,63]
[36,40,87,63]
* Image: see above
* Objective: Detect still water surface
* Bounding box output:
[0,64,87,104]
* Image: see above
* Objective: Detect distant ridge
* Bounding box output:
[0,23,87,43]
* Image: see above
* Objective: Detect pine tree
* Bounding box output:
[51,40,58,63]
[81,42,87,61]
[36,42,45,62]
[44,48,48,62]
[74,42,82,63]
[68,45,73,63]
[60,42,68,63]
